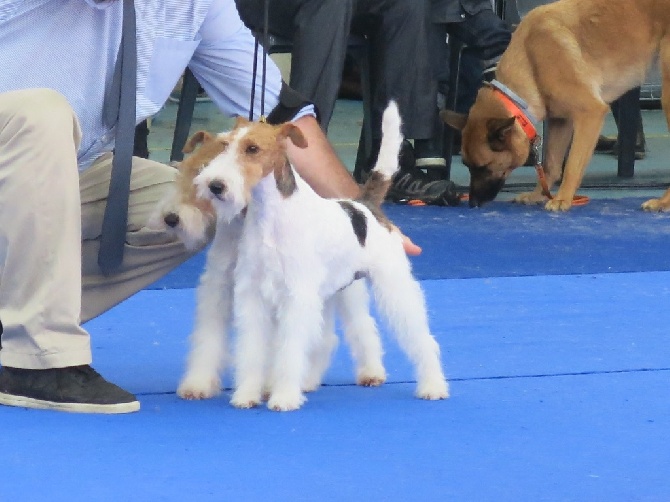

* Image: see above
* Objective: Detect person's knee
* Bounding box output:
[2,88,79,142]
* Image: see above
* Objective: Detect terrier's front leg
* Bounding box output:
[230,281,272,409]
[302,299,338,393]
[267,295,324,411]
[178,219,242,399]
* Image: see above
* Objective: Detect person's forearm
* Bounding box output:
[285,115,361,199]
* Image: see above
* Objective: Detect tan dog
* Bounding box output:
[442,0,670,211]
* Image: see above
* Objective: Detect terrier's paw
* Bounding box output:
[230,388,263,409]
[267,389,306,412]
[416,377,450,400]
[356,366,387,387]
[177,374,221,400]
[513,191,547,205]
[544,198,572,212]
[301,378,322,393]
[641,198,670,212]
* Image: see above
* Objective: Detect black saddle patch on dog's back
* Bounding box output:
[338,201,367,246]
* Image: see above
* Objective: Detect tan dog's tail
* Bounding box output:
[360,101,403,207]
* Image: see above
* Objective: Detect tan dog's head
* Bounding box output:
[441,87,532,207]
[195,117,308,222]
[147,130,227,250]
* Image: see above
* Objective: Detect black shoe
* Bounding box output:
[0,365,140,414]
[596,134,646,160]
[387,169,462,206]
[595,134,617,154]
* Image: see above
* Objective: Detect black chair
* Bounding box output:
[170,67,201,162]
[170,33,374,175]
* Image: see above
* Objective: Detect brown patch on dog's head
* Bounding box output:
[440,87,532,207]
[228,120,307,198]
[176,130,229,217]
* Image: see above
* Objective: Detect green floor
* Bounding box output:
[148,98,670,203]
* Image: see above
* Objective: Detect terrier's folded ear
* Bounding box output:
[182,130,215,154]
[235,116,251,129]
[277,123,308,149]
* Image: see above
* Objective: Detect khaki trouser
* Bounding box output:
[0,88,196,369]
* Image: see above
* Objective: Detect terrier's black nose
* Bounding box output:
[164,212,180,227]
[209,180,226,195]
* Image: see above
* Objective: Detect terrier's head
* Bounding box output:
[147,131,223,250]
[195,117,308,222]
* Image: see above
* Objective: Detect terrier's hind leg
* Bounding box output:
[368,250,448,400]
[335,280,386,387]
[302,298,339,393]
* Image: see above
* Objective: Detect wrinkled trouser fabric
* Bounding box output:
[0,88,196,369]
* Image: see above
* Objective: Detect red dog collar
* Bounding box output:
[490,86,539,142]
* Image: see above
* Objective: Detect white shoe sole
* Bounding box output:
[0,392,140,414]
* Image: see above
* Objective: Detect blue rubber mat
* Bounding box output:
[3,272,669,500]
[150,197,670,290]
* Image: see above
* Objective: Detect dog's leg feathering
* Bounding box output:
[302,298,339,393]
[266,294,325,411]
[336,280,386,387]
[368,250,448,400]
[177,219,242,399]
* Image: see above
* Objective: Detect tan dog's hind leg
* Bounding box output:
[642,36,670,211]
[547,106,607,211]
[514,118,573,205]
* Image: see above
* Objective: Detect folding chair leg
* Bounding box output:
[616,86,641,178]
[170,68,200,162]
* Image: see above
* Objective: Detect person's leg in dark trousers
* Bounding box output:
[595,98,646,159]
[354,0,461,206]
[445,9,511,71]
[354,0,436,150]
[235,0,354,131]
[428,8,511,158]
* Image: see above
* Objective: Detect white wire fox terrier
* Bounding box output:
[195,101,449,411]
[148,132,388,401]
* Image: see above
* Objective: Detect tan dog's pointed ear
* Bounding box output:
[486,117,516,148]
[440,110,468,131]
[277,123,308,149]
[182,130,214,154]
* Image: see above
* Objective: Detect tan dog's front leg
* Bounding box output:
[643,38,670,211]
[641,188,670,212]
[547,109,605,211]
[514,118,573,205]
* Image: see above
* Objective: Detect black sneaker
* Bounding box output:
[596,134,646,160]
[387,169,462,206]
[0,365,140,414]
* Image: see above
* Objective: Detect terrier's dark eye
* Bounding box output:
[246,144,259,154]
